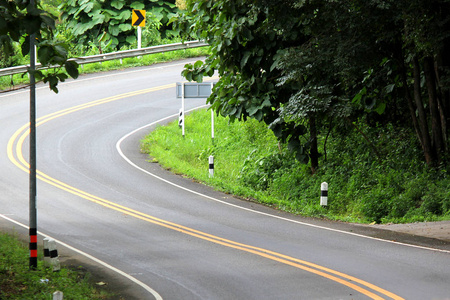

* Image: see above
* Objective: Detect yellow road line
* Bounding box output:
[7,85,404,300]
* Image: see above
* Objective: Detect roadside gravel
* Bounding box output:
[375,220,450,243]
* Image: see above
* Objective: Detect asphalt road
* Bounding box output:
[1,60,449,300]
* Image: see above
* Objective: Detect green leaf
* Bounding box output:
[38,46,53,66]
[65,61,79,79]
[21,36,30,57]
[110,0,125,10]
[130,2,145,10]
[241,51,251,68]
[109,25,120,36]
[126,35,137,44]
[119,24,132,31]
[57,73,69,82]
[194,60,204,68]
[374,102,386,115]
[384,84,395,94]
[117,10,131,20]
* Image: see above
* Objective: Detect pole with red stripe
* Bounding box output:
[29,0,38,270]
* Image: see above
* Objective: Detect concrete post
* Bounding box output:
[321,182,328,206]
[209,156,214,178]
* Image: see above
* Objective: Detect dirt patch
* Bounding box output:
[375,220,450,243]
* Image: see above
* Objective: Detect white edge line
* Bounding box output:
[117,106,450,255]
[0,213,163,300]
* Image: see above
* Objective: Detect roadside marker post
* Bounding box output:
[53,291,63,300]
[43,238,51,267]
[209,156,214,178]
[321,182,328,207]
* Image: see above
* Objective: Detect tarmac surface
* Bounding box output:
[2,215,449,300]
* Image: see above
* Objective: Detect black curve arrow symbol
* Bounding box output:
[133,10,145,26]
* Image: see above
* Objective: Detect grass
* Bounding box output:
[0,233,114,300]
[141,109,450,224]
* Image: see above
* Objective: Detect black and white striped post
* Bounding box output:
[43,238,60,271]
[320,182,328,207]
[209,156,214,178]
[178,108,183,128]
[43,238,51,267]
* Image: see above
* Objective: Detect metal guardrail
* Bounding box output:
[0,40,208,77]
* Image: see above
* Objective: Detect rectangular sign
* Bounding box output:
[176,82,216,98]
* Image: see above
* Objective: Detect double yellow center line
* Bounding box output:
[7,85,404,300]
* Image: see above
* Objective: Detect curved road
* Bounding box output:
[1,60,449,299]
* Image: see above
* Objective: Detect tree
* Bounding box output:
[175,0,450,169]
[0,0,79,92]
[60,0,179,52]
[175,1,322,171]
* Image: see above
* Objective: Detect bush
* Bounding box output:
[142,109,450,224]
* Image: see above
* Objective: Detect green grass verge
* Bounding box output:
[0,233,113,299]
[0,47,209,91]
[141,109,450,224]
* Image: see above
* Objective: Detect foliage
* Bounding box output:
[142,109,450,223]
[60,0,179,52]
[0,0,79,92]
[174,0,450,170]
[0,233,111,299]
[174,0,330,171]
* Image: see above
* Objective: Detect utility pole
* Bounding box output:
[29,0,38,270]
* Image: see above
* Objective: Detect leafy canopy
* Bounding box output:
[0,0,79,92]
[60,0,179,51]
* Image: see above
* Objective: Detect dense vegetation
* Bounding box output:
[0,0,186,91]
[175,0,450,172]
[142,109,450,224]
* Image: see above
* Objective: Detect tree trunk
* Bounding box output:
[435,40,449,152]
[424,56,444,162]
[413,56,436,165]
[401,52,423,148]
[309,113,319,174]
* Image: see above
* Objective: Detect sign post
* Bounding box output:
[132,10,146,49]
[176,82,216,138]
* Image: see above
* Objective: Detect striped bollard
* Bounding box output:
[43,238,51,267]
[48,239,61,272]
[320,182,328,206]
[209,156,214,178]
